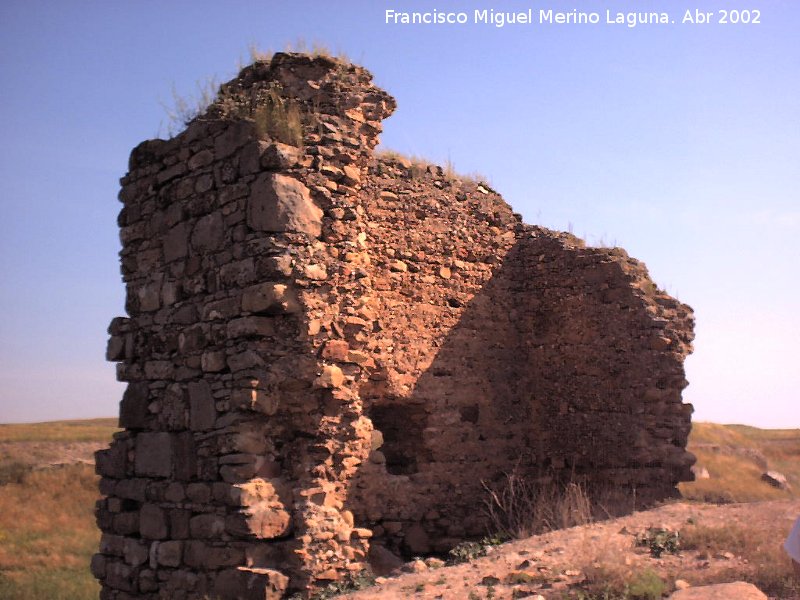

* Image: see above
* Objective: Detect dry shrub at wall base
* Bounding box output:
[481,470,593,539]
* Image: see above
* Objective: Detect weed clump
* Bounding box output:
[574,567,666,600]
[447,535,505,565]
[482,469,593,539]
[252,84,304,147]
[0,461,32,486]
[287,572,376,600]
[635,527,681,558]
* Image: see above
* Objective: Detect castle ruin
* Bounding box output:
[93,53,695,599]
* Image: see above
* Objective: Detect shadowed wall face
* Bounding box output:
[95,53,694,599]
[345,164,695,557]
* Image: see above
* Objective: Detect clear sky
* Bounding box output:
[0,0,797,427]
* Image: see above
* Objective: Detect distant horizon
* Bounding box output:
[2,415,798,432]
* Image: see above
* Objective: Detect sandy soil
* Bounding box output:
[343,500,800,600]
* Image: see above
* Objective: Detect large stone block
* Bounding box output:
[191,212,225,253]
[184,541,244,569]
[96,441,127,479]
[227,316,276,338]
[247,173,322,237]
[154,540,183,567]
[212,567,288,600]
[190,513,226,538]
[163,222,189,262]
[668,582,767,600]
[261,143,301,170]
[215,120,255,159]
[119,382,149,429]
[172,432,197,482]
[188,380,216,431]
[134,432,172,478]
[241,282,301,315]
[122,538,149,566]
[140,503,168,539]
[104,560,134,592]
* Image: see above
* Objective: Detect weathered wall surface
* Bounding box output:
[344,158,694,558]
[95,53,695,599]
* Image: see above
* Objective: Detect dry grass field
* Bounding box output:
[0,419,118,600]
[0,418,797,599]
[680,422,800,504]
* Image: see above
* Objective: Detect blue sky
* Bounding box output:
[0,0,797,427]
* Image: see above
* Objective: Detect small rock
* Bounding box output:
[424,557,445,569]
[320,165,344,180]
[516,559,532,569]
[260,142,301,170]
[389,260,408,272]
[342,165,361,185]
[480,575,500,586]
[761,470,790,490]
[675,580,692,590]
[668,581,767,600]
[404,559,427,573]
[315,365,345,388]
[303,264,328,281]
[369,450,386,464]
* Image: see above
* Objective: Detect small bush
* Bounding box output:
[447,535,505,565]
[574,567,666,600]
[482,469,593,539]
[0,462,32,486]
[635,527,681,558]
[626,569,667,599]
[294,571,375,600]
[162,77,220,136]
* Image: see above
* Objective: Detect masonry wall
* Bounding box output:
[95,53,695,599]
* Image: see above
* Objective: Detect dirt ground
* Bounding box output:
[342,500,800,600]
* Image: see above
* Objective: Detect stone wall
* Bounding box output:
[94,53,695,599]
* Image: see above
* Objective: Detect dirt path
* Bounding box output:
[343,500,800,599]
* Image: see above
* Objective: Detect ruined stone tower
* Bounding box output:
[94,53,695,599]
